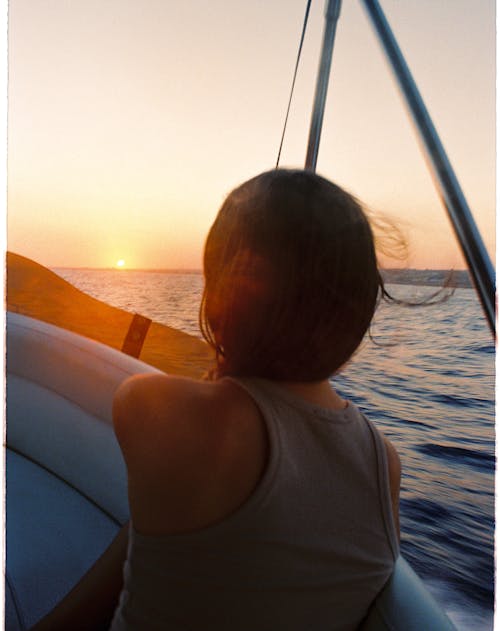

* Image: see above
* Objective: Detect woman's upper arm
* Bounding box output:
[112,375,144,448]
[111,374,232,534]
[112,373,175,455]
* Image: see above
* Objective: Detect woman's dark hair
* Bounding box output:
[200,169,381,381]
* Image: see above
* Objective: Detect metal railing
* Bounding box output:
[305,0,495,336]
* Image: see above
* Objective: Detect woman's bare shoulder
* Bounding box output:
[112,374,268,534]
[113,373,231,460]
[114,373,213,422]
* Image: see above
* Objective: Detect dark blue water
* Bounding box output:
[55,270,495,630]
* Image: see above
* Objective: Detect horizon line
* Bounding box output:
[52,266,204,273]
[50,266,469,273]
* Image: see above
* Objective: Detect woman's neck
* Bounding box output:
[277,379,347,410]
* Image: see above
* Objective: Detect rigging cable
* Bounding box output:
[275,0,312,168]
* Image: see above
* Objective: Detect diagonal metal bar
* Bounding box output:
[305,0,342,171]
[361,0,495,337]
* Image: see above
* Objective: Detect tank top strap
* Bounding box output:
[362,417,400,560]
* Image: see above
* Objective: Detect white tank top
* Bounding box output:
[110,377,399,630]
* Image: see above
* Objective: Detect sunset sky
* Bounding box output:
[7,0,496,270]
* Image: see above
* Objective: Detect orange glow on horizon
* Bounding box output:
[6,1,495,272]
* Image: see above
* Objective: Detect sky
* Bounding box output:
[6,0,496,270]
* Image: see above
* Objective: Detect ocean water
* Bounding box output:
[55,268,495,630]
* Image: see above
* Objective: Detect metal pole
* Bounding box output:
[361,0,495,337]
[305,0,342,171]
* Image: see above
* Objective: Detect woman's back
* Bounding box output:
[110,376,399,631]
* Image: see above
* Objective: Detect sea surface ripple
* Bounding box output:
[55,270,495,631]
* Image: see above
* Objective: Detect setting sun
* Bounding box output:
[116,259,125,268]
